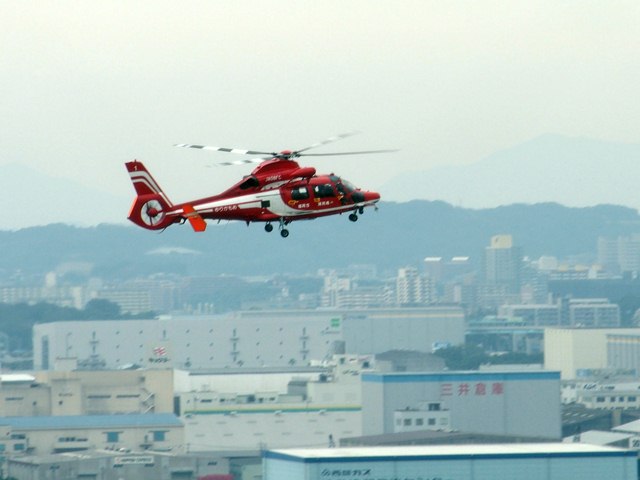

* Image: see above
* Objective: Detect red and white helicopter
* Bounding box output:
[125,133,394,237]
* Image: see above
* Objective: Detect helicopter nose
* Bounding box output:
[352,191,381,204]
[366,191,381,202]
[351,191,365,203]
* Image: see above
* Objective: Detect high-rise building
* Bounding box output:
[598,235,640,275]
[396,267,431,305]
[483,235,522,294]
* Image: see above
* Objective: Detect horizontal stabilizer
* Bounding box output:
[183,205,207,232]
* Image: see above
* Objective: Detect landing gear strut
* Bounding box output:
[278,218,290,238]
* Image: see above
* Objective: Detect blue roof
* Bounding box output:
[0,414,182,430]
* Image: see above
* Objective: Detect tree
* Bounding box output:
[82,299,121,320]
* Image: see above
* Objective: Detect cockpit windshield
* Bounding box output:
[329,175,356,194]
[340,179,357,193]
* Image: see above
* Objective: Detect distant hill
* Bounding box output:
[0,163,127,229]
[382,135,640,209]
[3,135,640,231]
[1,201,639,278]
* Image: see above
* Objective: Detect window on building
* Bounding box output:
[105,432,120,443]
[629,396,637,402]
[428,418,436,426]
[0,444,5,452]
[14,443,25,451]
[416,418,424,426]
[152,431,166,442]
[596,397,605,403]
[403,419,411,426]
[428,403,440,411]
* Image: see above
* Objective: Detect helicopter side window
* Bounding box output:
[313,184,335,198]
[291,186,309,200]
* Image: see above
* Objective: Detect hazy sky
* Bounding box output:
[2,1,640,204]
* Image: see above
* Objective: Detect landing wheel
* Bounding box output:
[349,213,358,222]
[265,223,274,233]
[280,229,289,238]
[358,206,364,215]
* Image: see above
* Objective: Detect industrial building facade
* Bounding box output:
[263,444,637,480]
[33,307,465,370]
[361,371,561,439]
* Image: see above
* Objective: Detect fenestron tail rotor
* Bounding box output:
[174,132,397,166]
[141,199,165,227]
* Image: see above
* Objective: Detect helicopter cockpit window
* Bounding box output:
[340,179,356,193]
[313,184,335,198]
[291,186,309,200]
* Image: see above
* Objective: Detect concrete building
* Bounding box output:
[566,381,640,410]
[33,307,465,370]
[6,450,230,480]
[396,267,431,305]
[263,444,637,480]
[175,355,369,451]
[608,332,640,372]
[544,328,640,379]
[568,298,620,327]
[497,299,621,328]
[598,235,640,275]
[0,369,173,416]
[498,303,562,326]
[0,414,183,456]
[361,371,561,439]
[483,234,522,294]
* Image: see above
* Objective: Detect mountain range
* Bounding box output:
[1,201,640,279]
[381,134,640,208]
[2,134,640,231]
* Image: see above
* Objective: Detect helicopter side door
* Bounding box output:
[310,180,341,210]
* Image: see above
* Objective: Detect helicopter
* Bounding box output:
[125,133,394,237]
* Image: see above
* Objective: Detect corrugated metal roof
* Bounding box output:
[0,414,182,430]
[265,443,635,462]
[614,419,640,433]
[563,430,634,446]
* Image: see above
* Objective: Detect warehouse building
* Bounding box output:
[361,371,561,439]
[5,450,230,480]
[33,307,464,370]
[263,444,637,480]
[0,414,183,456]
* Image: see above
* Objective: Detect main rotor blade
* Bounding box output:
[174,143,275,156]
[299,149,399,157]
[294,131,361,154]
[212,157,271,167]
